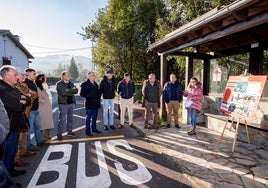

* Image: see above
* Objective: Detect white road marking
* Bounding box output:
[27,139,152,187]
[27,144,72,188]
[76,142,111,188]
[107,139,152,185]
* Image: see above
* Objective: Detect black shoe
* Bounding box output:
[92,129,101,133]
[86,132,93,136]
[37,141,45,146]
[27,144,39,151]
[57,134,63,140]
[104,126,108,131]
[166,124,171,128]
[10,169,27,177]
[67,131,77,137]
[175,124,181,128]
[110,125,116,130]
[15,183,22,188]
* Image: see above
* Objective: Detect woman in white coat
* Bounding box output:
[36,74,54,140]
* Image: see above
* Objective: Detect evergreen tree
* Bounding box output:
[68,57,79,82]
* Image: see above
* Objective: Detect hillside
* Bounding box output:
[29,55,92,74]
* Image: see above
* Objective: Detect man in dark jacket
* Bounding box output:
[80,71,101,136]
[162,74,183,128]
[24,68,43,150]
[100,69,117,130]
[56,71,78,140]
[117,72,136,129]
[0,65,29,177]
[142,73,162,129]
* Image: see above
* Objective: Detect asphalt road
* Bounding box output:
[12,92,193,188]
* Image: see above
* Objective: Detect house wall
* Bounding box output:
[0,35,28,68]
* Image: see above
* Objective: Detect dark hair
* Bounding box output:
[25,68,36,73]
[190,77,198,82]
[61,71,69,78]
[36,74,45,90]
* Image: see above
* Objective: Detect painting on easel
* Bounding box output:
[220,75,267,123]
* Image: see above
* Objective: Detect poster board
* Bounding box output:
[220,75,267,123]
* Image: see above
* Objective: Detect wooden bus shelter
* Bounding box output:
[147,0,268,123]
[148,0,268,95]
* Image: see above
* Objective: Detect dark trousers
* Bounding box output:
[85,109,98,134]
[3,131,19,173]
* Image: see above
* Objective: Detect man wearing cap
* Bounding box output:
[117,72,136,129]
[100,69,117,130]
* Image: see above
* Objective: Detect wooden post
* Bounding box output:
[159,54,167,120]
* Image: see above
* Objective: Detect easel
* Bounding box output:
[221,114,250,152]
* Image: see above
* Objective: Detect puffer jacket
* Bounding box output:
[183,87,203,111]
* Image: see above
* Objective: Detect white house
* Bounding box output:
[0,29,33,69]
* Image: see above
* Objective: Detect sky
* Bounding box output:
[0,0,108,58]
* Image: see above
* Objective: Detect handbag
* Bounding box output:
[184,99,193,108]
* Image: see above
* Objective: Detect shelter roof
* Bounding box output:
[148,0,268,57]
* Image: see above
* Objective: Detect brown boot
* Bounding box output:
[187,128,193,134]
[188,128,196,135]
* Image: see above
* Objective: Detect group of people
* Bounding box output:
[0,64,203,187]
[0,65,55,187]
[143,73,203,135]
[79,70,203,137]
[79,70,136,137]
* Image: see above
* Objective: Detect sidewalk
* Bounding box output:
[130,103,268,188]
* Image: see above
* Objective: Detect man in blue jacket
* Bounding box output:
[162,74,183,128]
[117,72,136,129]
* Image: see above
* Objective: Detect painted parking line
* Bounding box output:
[47,135,125,144]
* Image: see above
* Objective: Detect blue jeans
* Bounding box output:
[27,110,42,147]
[3,131,19,172]
[58,104,75,135]
[102,99,114,126]
[0,161,16,187]
[189,108,198,128]
[86,109,98,133]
